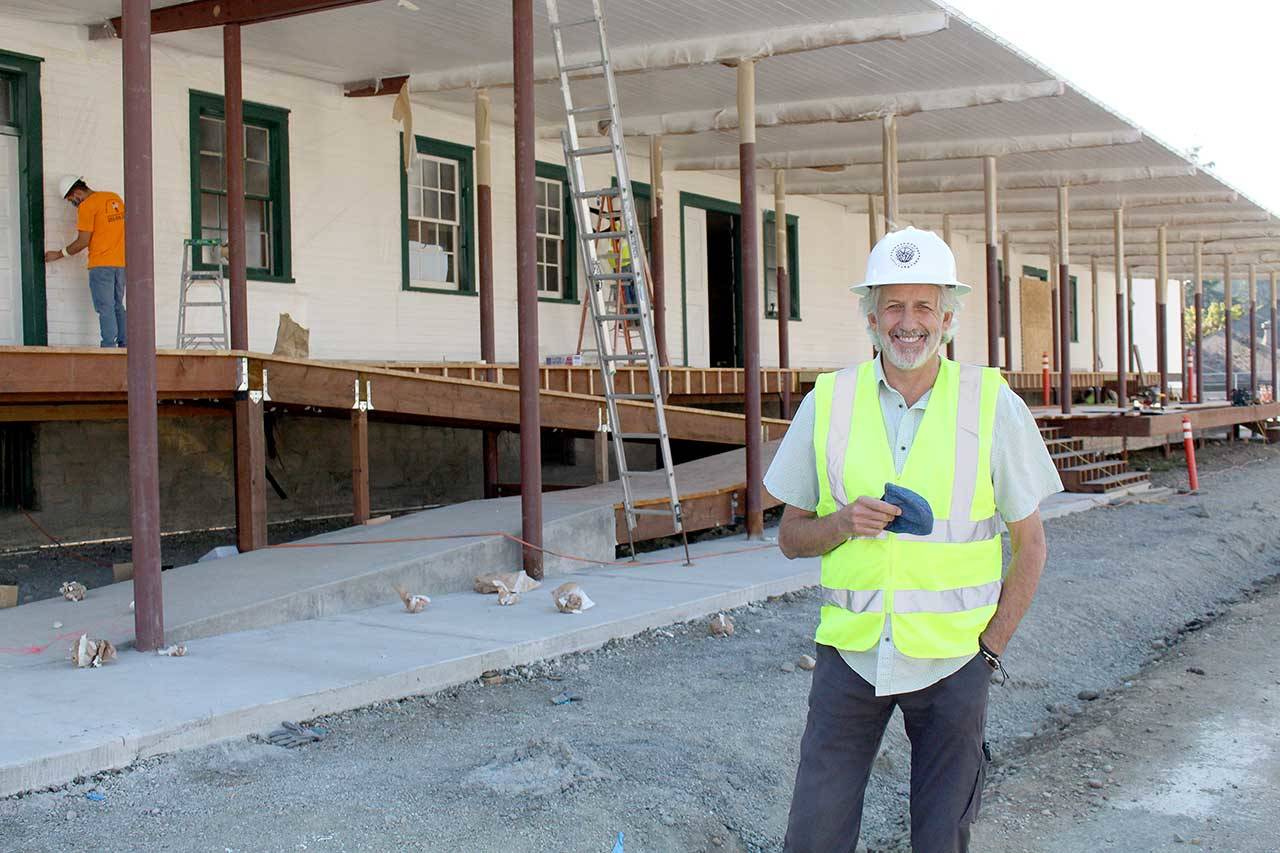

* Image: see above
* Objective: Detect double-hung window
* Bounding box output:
[189,91,291,281]
[402,135,473,293]
[535,162,576,301]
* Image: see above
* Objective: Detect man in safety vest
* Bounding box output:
[766,227,1062,852]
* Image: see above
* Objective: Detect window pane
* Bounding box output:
[246,199,265,233]
[246,231,265,269]
[200,154,225,191]
[246,161,270,196]
[424,191,439,219]
[245,125,269,162]
[440,191,455,222]
[219,196,228,230]
[536,207,547,234]
[199,116,223,154]
[437,225,455,255]
[200,228,225,264]
[548,208,561,237]
[201,193,221,230]
[0,80,11,124]
[408,186,422,217]
[766,280,778,315]
[423,158,439,189]
[439,162,455,191]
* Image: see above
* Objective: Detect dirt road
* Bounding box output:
[2,442,1279,852]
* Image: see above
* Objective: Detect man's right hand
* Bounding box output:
[835,496,901,539]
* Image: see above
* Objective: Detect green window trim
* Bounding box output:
[1069,274,1079,343]
[535,161,578,304]
[400,134,475,295]
[763,209,800,321]
[1022,264,1048,281]
[0,50,46,345]
[188,90,293,283]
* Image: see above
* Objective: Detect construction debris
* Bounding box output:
[70,634,116,668]
[265,721,326,748]
[475,571,541,595]
[0,585,17,609]
[271,312,311,359]
[394,585,431,613]
[708,613,735,637]
[496,585,521,607]
[552,582,595,614]
[481,670,505,686]
[797,654,816,671]
[112,562,134,582]
[59,581,87,602]
[157,644,188,657]
[364,514,392,526]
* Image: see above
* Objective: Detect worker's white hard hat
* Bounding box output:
[850,226,971,296]
[57,175,84,199]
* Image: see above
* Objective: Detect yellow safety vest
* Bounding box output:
[812,357,1005,658]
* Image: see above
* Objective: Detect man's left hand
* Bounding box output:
[43,250,62,263]
[979,631,1007,656]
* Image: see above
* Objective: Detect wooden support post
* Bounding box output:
[594,430,609,484]
[1249,263,1258,400]
[477,88,500,500]
[1049,245,1060,370]
[650,135,669,367]
[1002,230,1013,370]
[1156,224,1168,401]
[739,58,763,539]
[1194,241,1204,404]
[351,408,370,524]
[866,193,880,249]
[774,170,792,418]
[123,0,163,651]
[1271,270,1278,401]
[1127,265,1136,374]
[1224,255,1234,400]
[513,0,543,577]
[233,395,267,551]
[882,114,898,230]
[1114,209,1128,409]
[943,214,955,360]
[1058,185,1071,414]
[1090,255,1101,372]
[984,156,1000,367]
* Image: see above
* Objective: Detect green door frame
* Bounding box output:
[679,190,743,367]
[0,50,45,345]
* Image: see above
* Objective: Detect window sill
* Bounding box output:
[538,295,580,305]
[404,284,477,296]
[249,273,295,284]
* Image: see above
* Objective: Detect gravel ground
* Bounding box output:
[2,443,1279,852]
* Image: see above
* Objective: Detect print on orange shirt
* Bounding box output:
[76,191,127,268]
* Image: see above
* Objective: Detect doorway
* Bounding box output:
[0,51,45,346]
[705,209,741,368]
[1020,269,1053,372]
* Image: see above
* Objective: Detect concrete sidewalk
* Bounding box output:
[0,486,1134,798]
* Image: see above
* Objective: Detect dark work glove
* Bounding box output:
[880,482,934,536]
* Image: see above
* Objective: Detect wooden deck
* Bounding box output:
[0,347,789,445]
[1035,401,1280,439]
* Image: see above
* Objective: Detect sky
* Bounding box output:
[945,0,1280,214]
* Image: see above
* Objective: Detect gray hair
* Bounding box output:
[861,285,962,351]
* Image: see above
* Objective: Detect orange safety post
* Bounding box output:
[1182,415,1199,492]
[1041,351,1051,405]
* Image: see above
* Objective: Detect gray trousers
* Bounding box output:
[784,644,991,853]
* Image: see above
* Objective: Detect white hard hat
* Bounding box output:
[57,174,83,199]
[850,226,971,296]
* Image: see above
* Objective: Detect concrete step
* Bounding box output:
[1075,470,1151,494]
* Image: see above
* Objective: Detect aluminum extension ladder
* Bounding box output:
[546,0,688,562]
[176,237,229,349]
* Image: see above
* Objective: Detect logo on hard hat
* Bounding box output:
[891,241,921,269]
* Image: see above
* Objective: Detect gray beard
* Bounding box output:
[883,333,940,371]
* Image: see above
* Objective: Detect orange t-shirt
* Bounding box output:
[76,191,126,268]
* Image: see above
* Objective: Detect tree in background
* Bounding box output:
[1183,300,1245,340]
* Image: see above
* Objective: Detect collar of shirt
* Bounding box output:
[873,353,933,412]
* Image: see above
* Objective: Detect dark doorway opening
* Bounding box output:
[706,209,741,368]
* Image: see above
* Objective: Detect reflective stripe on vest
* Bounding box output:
[822,578,1002,614]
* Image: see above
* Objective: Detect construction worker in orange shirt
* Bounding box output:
[45,175,127,348]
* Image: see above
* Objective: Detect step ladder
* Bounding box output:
[547,0,688,562]
[576,191,644,357]
[176,238,230,350]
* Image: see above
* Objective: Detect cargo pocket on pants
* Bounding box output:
[959,742,989,825]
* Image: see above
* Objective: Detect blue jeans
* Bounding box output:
[88,266,127,348]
